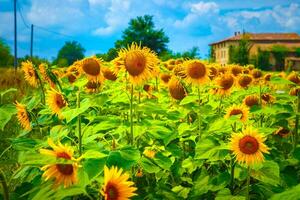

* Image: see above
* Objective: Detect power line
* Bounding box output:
[17,0,30,29]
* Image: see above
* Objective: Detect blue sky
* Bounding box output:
[1,0,300,60]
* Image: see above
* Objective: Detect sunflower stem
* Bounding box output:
[259,84,263,127]
[246,166,251,200]
[218,96,223,115]
[230,158,236,194]
[77,90,82,156]
[0,170,9,200]
[294,90,300,150]
[130,84,134,145]
[197,86,201,138]
[37,75,45,104]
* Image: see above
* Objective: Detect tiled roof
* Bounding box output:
[210,33,300,45]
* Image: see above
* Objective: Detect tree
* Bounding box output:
[256,48,270,70]
[295,47,300,57]
[54,41,85,66]
[96,48,118,62]
[228,34,251,65]
[0,39,14,67]
[159,47,200,61]
[271,45,289,71]
[115,15,169,55]
[18,55,50,66]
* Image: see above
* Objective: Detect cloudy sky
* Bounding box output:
[1,0,300,60]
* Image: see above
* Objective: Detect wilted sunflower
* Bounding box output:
[184,60,209,85]
[80,56,103,82]
[101,166,137,200]
[85,80,101,93]
[168,76,187,100]
[237,74,252,88]
[225,104,249,122]
[287,71,300,85]
[15,101,31,131]
[274,127,290,138]
[40,139,78,188]
[46,89,67,117]
[243,95,259,108]
[230,127,269,166]
[21,61,39,87]
[214,74,235,96]
[118,43,158,85]
[289,87,300,96]
[160,73,172,85]
[102,67,118,81]
[261,93,275,104]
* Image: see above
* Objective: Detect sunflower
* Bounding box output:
[243,95,259,108]
[274,127,290,138]
[117,43,158,85]
[237,74,252,88]
[15,101,31,131]
[168,76,187,100]
[160,73,172,85]
[102,67,118,81]
[39,63,55,87]
[21,60,39,87]
[230,127,269,166]
[208,66,218,80]
[173,65,187,79]
[225,104,249,122]
[251,69,263,79]
[289,87,300,96]
[230,65,243,77]
[80,56,103,82]
[263,73,272,82]
[143,149,156,159]
[218,67,228,74]
[46,88,67,117]
[184,60,209,85]
[40,138,78,188]
[85,80,101,93]
[214,73,235,96]
[287,71,300,85]
[261,93,275,104]
[101,166,137,200]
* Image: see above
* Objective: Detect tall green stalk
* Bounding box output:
[294,91,300,150]
[77,90,82,156]
[246,166,251,200]
[130,84,134,145]
[230,158,236,194]
[0,170,9,200]
[197,86,201,137]
[37,75,45,104]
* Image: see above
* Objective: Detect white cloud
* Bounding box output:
[174,1,219,28]
[92,0,131,36]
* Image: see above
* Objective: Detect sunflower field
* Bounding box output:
[0,43,300,200]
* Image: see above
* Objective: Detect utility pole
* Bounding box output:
[30,24,33,59]
[14,0,17,69]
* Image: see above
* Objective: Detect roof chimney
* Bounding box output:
[234,32,237,36]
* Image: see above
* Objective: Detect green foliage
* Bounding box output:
[0,38,14,67]
[96,48,118,61]
[115,15,169,55]
[295,47,300,57]
[160,47,200,61]
[229,34,251,65]
[54,41,85,66]
[18,55,50,66]
[271,45,289,71]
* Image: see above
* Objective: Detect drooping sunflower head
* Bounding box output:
[263,73,272,82]
[160,73,172,85]
[287,71,300,85]
[40,138,78,188]
[46,89,67,117]
[85,80,101,93]
[118,43,158,85]
[214,73,235,96]
[243,95,259,108]
[274,127,290,138]
[173,64,187,79]
[230,65,243,77]
[251,69,263,79]
[21,60,39,87]
[168,76,187,100]
[230,127,269,166]
[225,104,249,122]
[102,67,118,81]
[261,93,275,104]
[237,74,252,88]
[80,56,103,82]
[184,60,209,85]
[39,63,56,87]
[101,166,137,200]
[289,87,300,96]
[208,66,218,80]
[15,101,31,131]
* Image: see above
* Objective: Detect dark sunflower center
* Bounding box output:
[262,94,270,102]
[230,109,243,119]
[103,69,117,81]
[55,94,66,108]
[289,75,300,84]
[239,76,252,87]
[187,62,206,79]
[169,80,186,100]
[161,74,171,83]
[83,59,101,76]
[86,81,100,89]
[232,67,242,76]
[278,128,290,137]
[106,183,119,200]
[264,74,271,81]
[239,135,259,154]
[252,70,262,78]
[125,51,146,76]
[220,76,234,90]
[245,97,258,107]
[68,74,76,83]
[56,164,74,175]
